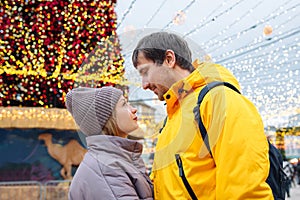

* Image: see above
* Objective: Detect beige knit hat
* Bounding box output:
[65,86,123,136]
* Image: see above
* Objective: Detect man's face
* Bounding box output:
[135,52,174,101]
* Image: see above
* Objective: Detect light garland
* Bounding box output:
[116,0,300,128]
[216,27,300,62]
[203,0,264,49]
[0,107,76,130]
[144,0,168,27]
[116,0,138,29]
[202,0,294,52]
[162,0,196,30]
[183,0,246,37]
[0,0,124,108]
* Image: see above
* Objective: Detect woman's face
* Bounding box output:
[115,96,138,137]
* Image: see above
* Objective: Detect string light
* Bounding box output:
[0,107,76,129]
[120,0,196,55]
[220,40,300,126]
[183,0,246,37]
[144,0,169,27]
[162,0,196,30]
[204,0,292,49]
[216,27,300,62]
[207,1,299,53]
[232,13,298,56]
[116,0,138,29]
[203,0,264,46]
[0,0,124,108]
[114,0,299,128]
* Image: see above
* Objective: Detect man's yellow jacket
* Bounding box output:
[150,61,273,199]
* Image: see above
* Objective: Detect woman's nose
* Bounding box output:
[131,107,137,114]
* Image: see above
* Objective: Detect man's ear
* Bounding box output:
[164,49,176,68]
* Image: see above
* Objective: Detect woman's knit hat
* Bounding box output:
[65,86,123,136]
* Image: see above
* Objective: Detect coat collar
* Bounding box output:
[86,135,143,163]
[163,60,240,115]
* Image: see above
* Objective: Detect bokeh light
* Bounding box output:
[0,0,123,108]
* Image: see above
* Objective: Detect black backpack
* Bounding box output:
[174,81,287,200]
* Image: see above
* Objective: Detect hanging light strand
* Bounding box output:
[214,13,299,61]
[145,0,169,27]
[161,0,196,30]
[116,0,138,29]
[202,0,264,47]
[183,0,246,37]
[223,43,298,68]
[120,0,169,52]
[216,27,300,63]
[207,1,299,53]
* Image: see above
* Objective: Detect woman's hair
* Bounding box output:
[102,108,120,136]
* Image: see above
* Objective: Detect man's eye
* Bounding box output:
[141,70,148,76]
[139,69,148,76]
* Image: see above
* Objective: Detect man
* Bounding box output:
[132,32,273,199]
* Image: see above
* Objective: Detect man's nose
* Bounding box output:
[142,79,150,90]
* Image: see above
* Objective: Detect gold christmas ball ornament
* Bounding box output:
[173,10,186,25]
[263,25,273,36]
[204,54,212,62]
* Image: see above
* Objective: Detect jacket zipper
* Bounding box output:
[175,154,198,200]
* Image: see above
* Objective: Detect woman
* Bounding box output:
[65,86,153,200]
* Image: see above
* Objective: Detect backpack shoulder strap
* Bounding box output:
[193,81,240,157]
[159,116,168,134]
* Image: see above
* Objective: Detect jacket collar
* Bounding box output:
[163,62,205,115]
[86,135,143,163]
[163,60,240,115]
